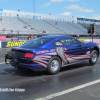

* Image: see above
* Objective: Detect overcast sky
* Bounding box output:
[0,0,100,20]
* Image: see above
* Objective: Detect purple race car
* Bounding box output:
[5,35,99,74]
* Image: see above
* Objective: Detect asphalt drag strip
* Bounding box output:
[0,49,100,100]
[35,79,100,100]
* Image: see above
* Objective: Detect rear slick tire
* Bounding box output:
[47,56,61,75]
[89,50,98,65]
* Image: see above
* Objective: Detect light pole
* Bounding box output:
[49,13,51,20]
[72,16,74,23]
[33,0,35,19]
[33,0,35,13]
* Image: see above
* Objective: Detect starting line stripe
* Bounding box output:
[35,79,100,100]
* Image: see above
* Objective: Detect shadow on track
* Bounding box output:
[3,61,93,77]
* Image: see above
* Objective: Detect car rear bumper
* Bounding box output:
[11,61,46,71]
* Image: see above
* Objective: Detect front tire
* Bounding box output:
[89,50,98,65]
[47,56,61,75]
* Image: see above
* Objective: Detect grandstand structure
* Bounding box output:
[0,9,88,36]
[78,23,100,35]
[77,17,100,35]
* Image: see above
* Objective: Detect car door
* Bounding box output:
[62,37,89,64]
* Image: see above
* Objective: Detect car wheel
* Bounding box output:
[89,50,98,65]
[47,56,61,75]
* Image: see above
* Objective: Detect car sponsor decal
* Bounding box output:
[33,47,91,68]
[36,49,55,54]
[55,42,63,46]
[56,47,69,64]
[33,52,57,68]
[65,54,90,60]
[56,47,90,64]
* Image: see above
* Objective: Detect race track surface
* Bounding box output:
[0,49,100,100]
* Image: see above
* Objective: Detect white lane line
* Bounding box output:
[0,62,5,65]
[35,79,100,100]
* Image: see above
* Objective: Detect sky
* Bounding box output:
[0,0,100,20]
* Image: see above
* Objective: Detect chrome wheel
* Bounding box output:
[89,50,98,65]
[47,56,61,74]
[51,60,59,72]
[92,52,97,63]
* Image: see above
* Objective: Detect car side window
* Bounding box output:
[52,38,80,46]
[60,38,80,46]
[52,38,72,46]
[72,39,80,44]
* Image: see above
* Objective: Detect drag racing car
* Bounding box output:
[5,35,99,74]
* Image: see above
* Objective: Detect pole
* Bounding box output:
[91,24,93,42]
[92,34,93,42]
[33,0,35,13]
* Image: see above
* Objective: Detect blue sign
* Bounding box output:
[77,17,100,23]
